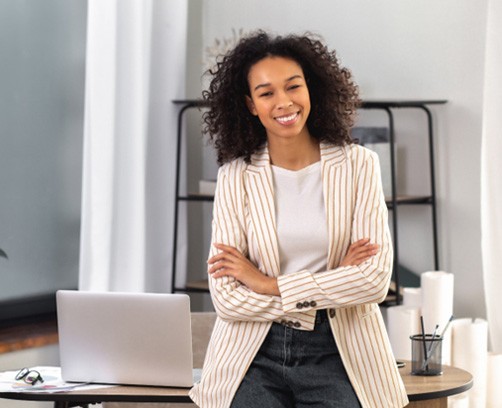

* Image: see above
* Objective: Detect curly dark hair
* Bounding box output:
[203,31,361,165]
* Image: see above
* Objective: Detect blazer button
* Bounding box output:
[296,302,304,309]
[294,321,301,328]
[302,301,310,308]
[287,320,294,327]
[280,319,287,326]
[329,309,336,318]
[309,300,317,307]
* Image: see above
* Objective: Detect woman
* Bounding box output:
[189,31,408,408]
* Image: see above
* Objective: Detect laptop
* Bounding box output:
[56,290,194,387]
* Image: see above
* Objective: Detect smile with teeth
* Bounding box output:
[275,112,299,125]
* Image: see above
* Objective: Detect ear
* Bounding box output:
[245,95,258,116]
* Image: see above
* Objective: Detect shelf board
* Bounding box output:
[388,280,404,296]
[361,100,447,108]
[172,99,208,108]
[178,194,214,202]
[186,279,210,290]
[174,99,448,109]
[379,295,398,307]
[174,280,210,293]
[178,194,432,206]
[385,195,432,208]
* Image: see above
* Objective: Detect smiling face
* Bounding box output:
[245,56,311,144]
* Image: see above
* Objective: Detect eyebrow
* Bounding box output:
[253,74,303,92]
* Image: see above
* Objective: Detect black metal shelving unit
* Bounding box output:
[171,100,212,294]
[171,99,447,305]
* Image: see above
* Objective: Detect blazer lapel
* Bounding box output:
[245,146,281,277]
[320,143,352,270]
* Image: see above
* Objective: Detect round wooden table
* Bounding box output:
[400,361,473,407]
[0,362,472,408]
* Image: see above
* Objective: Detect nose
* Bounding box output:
[276,91,293,109]
[279,101,293,109]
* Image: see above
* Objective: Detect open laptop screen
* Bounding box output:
[56,290,193,387]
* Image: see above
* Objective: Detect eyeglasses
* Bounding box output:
[15,367,44,385]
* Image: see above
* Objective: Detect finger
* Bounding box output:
[208,250,241,265]
[213,243,241,256]
[208,263,220,274]
[207,253,223,264]
[349,244,379,256]
[208,252,232,265]
[350,238,371,247]
[363,245,379,255]
[355,247,379,257]
[208,261,236,274]
[348,252,377,264]
[211,269,235,279]
[352,254,372,263]
[352,250,378,263]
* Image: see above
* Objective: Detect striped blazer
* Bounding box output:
[189,143,409,408]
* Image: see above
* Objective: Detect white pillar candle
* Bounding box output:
[403,287,421,309]
[451,318,488,408]
[387,305,421,360]
[421,271,454,364]
[487,353,502,408]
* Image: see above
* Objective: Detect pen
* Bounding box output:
[420,316,429,371]
[421,315,454,370]
[428,324,439,353]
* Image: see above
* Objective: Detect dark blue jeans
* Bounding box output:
[231,310,362,408]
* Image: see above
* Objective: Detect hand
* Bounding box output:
[208,243,280,296]
[340,238,379,267]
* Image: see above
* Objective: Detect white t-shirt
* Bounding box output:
[271,161,329,275]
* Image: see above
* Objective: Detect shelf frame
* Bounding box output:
[359,100,445,303]
[171,99,447,304]
[171,101,208,294]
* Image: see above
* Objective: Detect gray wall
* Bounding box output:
[0,0,87,301]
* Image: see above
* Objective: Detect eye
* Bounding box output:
[259,91,273,97]
[288,84,301,91]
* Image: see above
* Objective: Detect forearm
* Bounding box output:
[245,274,280,296]
[209,274,311,323]
[277,260,392,313]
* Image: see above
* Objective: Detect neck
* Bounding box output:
[268,135,320,171]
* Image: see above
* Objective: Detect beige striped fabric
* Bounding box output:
[189,143,408,408]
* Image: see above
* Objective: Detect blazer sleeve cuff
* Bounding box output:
[277,270,332,313]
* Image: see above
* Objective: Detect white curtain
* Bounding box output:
[481,0,502,353]
[79,0,188,292]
